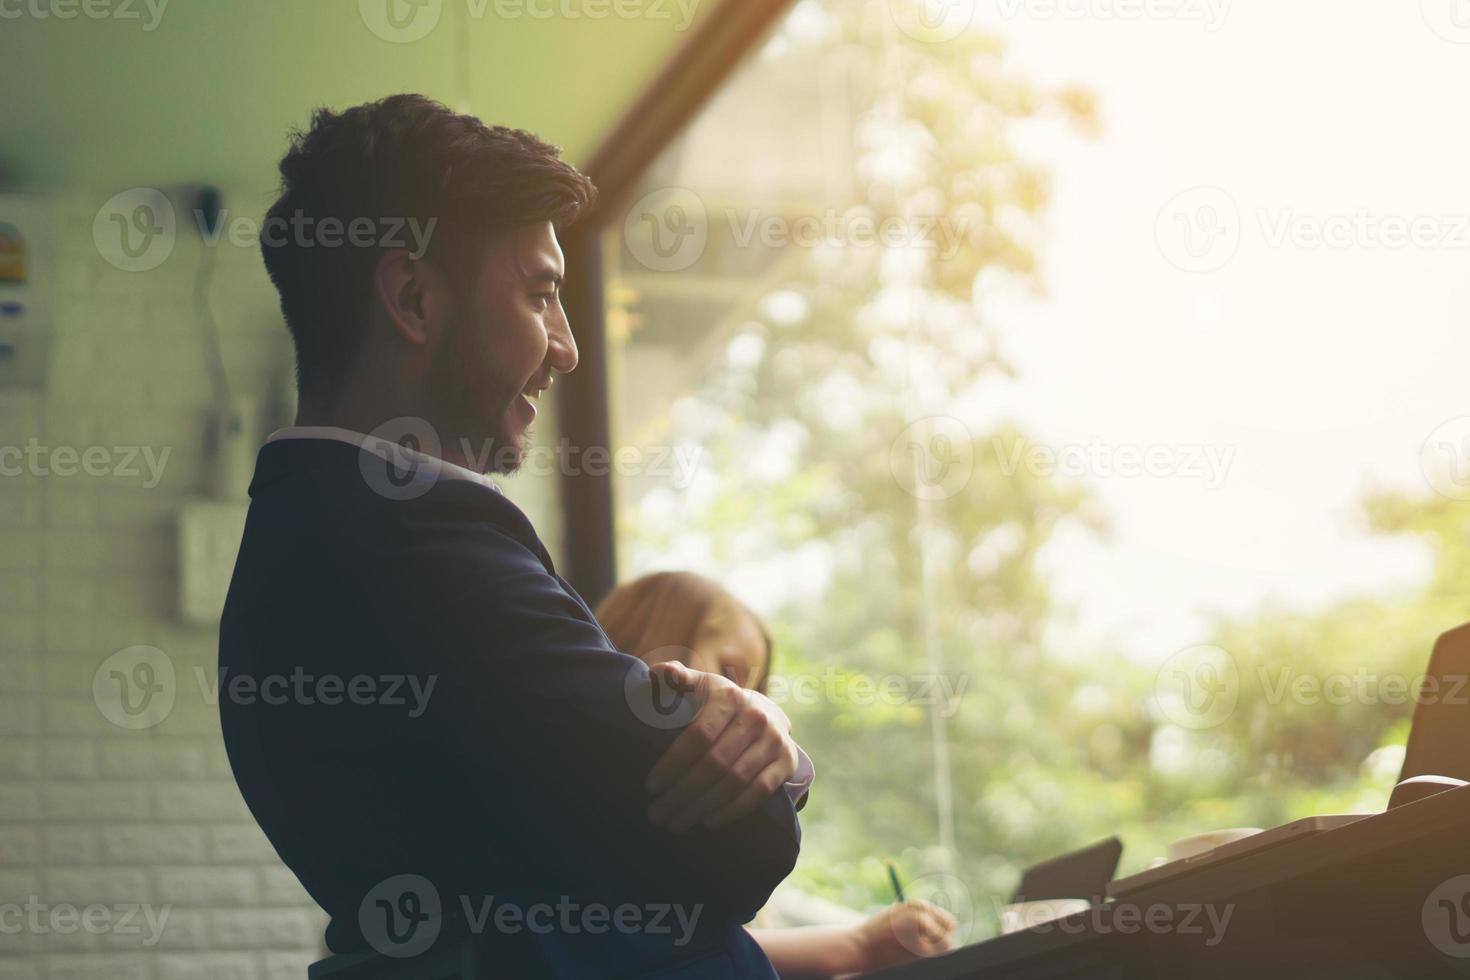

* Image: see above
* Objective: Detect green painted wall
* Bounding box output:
[0,0,711,194]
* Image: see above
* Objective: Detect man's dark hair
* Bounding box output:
[260,93,597,397]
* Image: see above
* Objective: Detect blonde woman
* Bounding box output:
[597,572,956,977]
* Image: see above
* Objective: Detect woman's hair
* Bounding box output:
[595,571,773,694]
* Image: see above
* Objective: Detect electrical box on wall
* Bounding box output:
[0,195,53,390]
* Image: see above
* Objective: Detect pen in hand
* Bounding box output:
[886,860,906,903]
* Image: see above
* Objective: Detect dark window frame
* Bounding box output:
[555,0,795,605]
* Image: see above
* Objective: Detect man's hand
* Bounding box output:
[643,661,800,832]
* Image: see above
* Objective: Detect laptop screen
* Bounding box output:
[1393,623,1470,805]
[1011,837,1122,903]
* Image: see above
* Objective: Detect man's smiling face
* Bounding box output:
[432,220,577,473]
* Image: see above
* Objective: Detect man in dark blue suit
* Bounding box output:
[220,94,810,978]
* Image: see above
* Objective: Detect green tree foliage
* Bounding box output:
[617,0,1466,939]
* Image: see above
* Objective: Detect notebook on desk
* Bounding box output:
[1110,621,1470,898]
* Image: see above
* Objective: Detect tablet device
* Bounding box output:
[1394,623,1470,798]
[1011,837,1123,903]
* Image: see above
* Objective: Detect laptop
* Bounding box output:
[1109,622,1470,898]
[1388,621,1470,806]
[1012,837,1122,904]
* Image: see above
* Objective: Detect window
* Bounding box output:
[600,0,1465,939]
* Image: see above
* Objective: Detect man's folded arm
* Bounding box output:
[406,524,804,922]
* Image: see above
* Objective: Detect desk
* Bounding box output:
[868,785,1470,979]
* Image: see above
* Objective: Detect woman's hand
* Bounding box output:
[852,900,958,971]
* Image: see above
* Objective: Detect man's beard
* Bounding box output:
[428,315,528,475]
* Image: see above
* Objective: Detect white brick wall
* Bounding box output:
[1,188,570,978]
[0,193,327,979]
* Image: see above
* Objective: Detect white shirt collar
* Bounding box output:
[266,426,502,494]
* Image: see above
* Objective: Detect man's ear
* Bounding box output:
[371,248,449,347]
